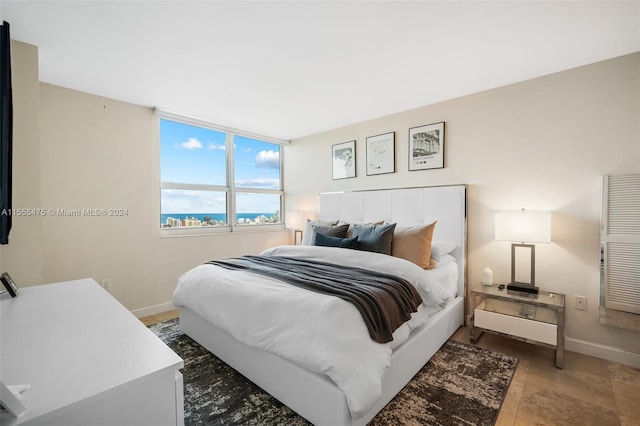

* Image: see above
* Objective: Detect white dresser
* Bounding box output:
[0,279,184,425]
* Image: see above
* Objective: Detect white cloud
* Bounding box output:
[177,138,202,150]
[161,189,226,213]
[235,177,279,189]
[207,143,226,151]
[255,150,280,169]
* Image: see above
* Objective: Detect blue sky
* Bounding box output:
[160,119,281,214]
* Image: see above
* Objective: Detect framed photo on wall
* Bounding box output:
[408,122,445,171]
[366,132,395,176]
[332,140,356,179]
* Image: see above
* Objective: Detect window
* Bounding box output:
[158,114,285,233]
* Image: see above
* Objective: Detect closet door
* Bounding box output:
[602,174,640,314]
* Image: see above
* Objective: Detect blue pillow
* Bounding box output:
[352,223,397,255]
[314,232,359,249]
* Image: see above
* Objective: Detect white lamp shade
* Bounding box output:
[285,211,304,230]
[495,210,551,243]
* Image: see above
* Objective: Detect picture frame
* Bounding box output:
[1,272,19,297]
[408,122,445,171]
[366,132,395,176]
[332,140,356,179]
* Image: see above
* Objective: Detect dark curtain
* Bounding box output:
[0,21,12,244]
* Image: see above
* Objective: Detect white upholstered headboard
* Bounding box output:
[318,185,467,298]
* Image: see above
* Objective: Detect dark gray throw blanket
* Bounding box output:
[206,255,423,344]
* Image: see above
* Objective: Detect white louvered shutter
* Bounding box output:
[603,174,640,314]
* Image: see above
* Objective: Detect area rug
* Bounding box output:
[150,319,517,426]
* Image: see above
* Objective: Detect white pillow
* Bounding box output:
[434,254,456,267]
[431,241,456,260]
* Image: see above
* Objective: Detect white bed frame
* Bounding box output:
[179,184,467,426]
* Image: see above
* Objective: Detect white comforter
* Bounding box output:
[172,245,457,418]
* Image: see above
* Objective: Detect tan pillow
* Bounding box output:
[391,222,437,269]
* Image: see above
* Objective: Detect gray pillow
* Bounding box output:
[301,219,338,245]
[314,233,359,249]
[353,223,397,255]
[311,223,349,241]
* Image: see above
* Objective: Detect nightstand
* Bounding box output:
[470,283,565,368]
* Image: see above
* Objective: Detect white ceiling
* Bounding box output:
[2,1,639,140]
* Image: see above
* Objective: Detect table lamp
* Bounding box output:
[285,210,304,245]
[495,209,551,294]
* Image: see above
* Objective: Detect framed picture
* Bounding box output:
[1,272,19,297]
[366,132,395,176]
[408,122,445,171]
[332,140,356,179]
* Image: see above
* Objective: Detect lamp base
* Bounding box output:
[507,283,539,294]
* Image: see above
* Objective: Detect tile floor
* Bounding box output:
[141,311,640,426]
[451,327,640,426]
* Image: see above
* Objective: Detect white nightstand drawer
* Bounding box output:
[474,308,557,345]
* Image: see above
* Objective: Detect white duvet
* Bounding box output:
[172,245,458,418]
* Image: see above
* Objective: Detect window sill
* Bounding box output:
[599,306,640,332]
[160,224,286,238]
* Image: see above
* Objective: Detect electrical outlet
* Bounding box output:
[575,295,587,310]
[101,279,112,292]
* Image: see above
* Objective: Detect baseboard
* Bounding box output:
[131,301,176,318]
[565,337,640,368]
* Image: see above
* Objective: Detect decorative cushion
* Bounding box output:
[305,223,349,246]
[391,222,437,268]
[301,219,338,245]
[352,223,397,255]
[339,220,385,238]
[314,233,359,249]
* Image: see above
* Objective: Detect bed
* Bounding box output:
[174,185,467,426]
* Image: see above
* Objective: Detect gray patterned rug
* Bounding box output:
[150,319,517,425]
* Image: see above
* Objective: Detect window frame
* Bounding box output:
[156,109,287,237]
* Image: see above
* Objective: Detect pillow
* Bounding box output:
[314,233,359,249]
[433,253,456,268]
[353,223,397,255]
[431,241,456,261]
[339,220,385,238]
[391,222,437,269]
[301,219,338,245]
[307,223,349,246]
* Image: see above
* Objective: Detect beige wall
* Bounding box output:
[8,39,639,360]
[285,53,640,358]
[8,41,289,313]
[37,83,289,312]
